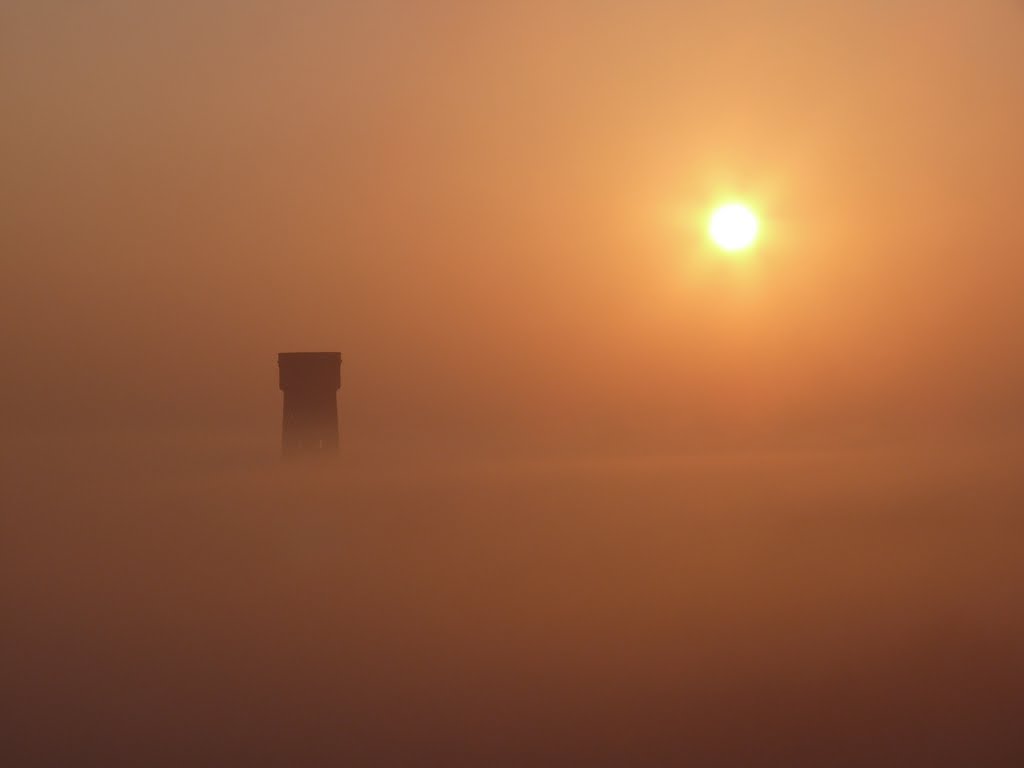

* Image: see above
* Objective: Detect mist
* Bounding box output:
[5,441,1024,764]
[5,1,1024,765]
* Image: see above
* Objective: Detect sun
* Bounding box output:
[709,203,760,253]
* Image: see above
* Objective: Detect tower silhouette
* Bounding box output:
[278,352,342,457]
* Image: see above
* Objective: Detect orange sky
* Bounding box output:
[7,10,1024,763]
[4,1,1024,454]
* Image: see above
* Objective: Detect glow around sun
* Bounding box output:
[709,203,760,253]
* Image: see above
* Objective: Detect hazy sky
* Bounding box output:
[5,1,1024,454]
[7,8,1024,765]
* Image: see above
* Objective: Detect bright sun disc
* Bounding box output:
[709,203,760,253]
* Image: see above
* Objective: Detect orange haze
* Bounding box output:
[4,3,1024,765]
[4,1,1024,455]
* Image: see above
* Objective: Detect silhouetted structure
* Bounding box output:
[278,352,342,457]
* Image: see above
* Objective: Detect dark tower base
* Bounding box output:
[278,352,342,458]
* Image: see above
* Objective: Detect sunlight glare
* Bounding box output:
[709,203,760,253]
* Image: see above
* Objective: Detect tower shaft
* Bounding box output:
[278,352,342,457]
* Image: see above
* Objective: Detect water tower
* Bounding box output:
[278,352,342,457]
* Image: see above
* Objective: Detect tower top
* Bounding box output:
[278,352,341,362]
[278,352,341,391]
